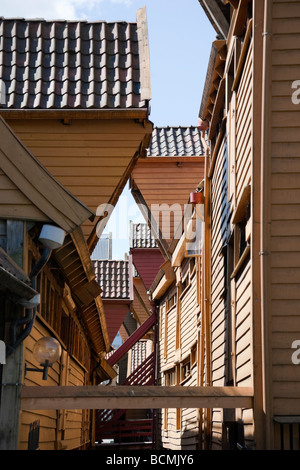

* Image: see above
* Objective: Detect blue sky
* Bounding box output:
[2,0,216,258]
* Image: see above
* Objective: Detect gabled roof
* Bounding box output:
[93,259,132,300]
[148,126,205,157]
[93,259,133,345]
[131,126,206,246]
[0,16,149,110]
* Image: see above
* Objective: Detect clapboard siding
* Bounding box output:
[7,118,150,240]
[269,0,300,419]
[208,13,255,446]
[157,260,199,450]
[210,136,230,392]
[235,262,252,386]
[236,40,253,202]
[19,318,89,450]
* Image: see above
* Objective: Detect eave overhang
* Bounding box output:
[0,247,38,301]
[54,227,110,356]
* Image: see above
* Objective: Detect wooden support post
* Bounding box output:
[20,385,253,411]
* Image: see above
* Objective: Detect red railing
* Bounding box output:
[95,351,156,448]
[96,418,153,448]
[106,313,156,367]
[122,352,155,386]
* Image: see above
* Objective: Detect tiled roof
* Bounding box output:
[0,17,142,109]
[129,222,157,249]
[148,126,205,157]
[93,259,130,299]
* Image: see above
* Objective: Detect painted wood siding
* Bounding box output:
[6,118,151,239]
[132,158,205,241]
[157,264,199,450]
[210,138,231,389]
[268,0,300,418]
[19,320,88,450]
[236,40,253,203]
[210,138,231,450]
[209,36,254,447]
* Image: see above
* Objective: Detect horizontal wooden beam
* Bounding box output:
[0,108,149,120]
[20,385,253,411]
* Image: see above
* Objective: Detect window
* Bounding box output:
[180,358,191,384]
[165,367,176,386]
[29,243,90,371]
[163,366,181,432]
[191,344,197,367]
[167,291,177,311]
[181,273,189,293]
[164,308,168,359]
[231,184,251,277]
[189,257,196,275]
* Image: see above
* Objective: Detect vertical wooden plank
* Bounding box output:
[0,299,23,450]
[6,220,24,268]
[136,6,151,102]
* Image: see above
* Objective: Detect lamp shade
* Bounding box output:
[39,225,66,250]
[33,337,62,365]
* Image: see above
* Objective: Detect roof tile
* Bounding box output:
[0,17,142,110]
[148,126,205,157]
[93,259,130,300]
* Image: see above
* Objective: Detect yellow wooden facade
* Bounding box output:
[199,0,300,450]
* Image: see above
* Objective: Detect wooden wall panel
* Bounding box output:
[209,34,254,445]
[156,263,199,450]
[236,41,253,203]
[20,317,89,450]
[268,0,300,420]
[210,138,230,394]
[7,118,150,239]
[132,158,205,241]
[19,321,59,450]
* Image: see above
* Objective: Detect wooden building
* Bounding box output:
[130,127,206,450]
[0,8,152,450]
[93,226,157,449]
[0,115,114,450]
[197,0,300,450]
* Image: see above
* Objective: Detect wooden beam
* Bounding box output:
[20,386,253,411]
[136,6,151,103]
[107,313,156,366]
[199,0,230,38]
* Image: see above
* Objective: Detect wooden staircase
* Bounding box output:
[95,352,156,449]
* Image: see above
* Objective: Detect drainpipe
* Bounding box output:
[150,299,158,449]
[260,0,273,450]
[204,138,212,449]
[6,247,52,358]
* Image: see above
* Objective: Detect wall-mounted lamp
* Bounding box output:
[39,225,66,250]
[25,336,62,380]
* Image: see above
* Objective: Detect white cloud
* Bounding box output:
[1,0,132,20]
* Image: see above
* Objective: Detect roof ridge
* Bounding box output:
[0,17,136,25]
